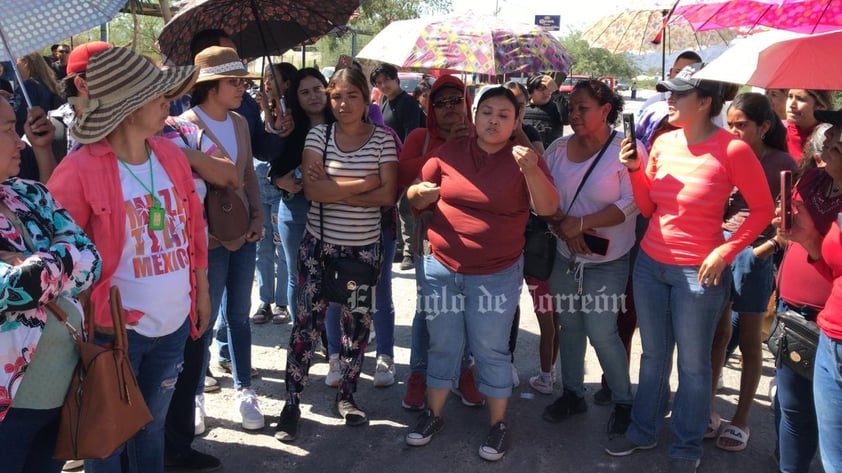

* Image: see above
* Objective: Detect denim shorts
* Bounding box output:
[421,255,522,399]
[726,232,775,313]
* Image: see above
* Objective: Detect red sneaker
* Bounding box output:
[402,372,427,411]
[452,368,485,407]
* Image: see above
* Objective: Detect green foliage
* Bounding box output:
[560,31,640,80]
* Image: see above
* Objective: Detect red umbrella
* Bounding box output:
[673,0,842,34]
[158,0,360,65]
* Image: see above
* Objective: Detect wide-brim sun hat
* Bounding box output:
[70,47,198,144]
[194,46,260,83]
[656,62,724,97]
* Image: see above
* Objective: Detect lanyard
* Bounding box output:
[118,143,165,231]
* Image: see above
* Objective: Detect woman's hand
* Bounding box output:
[306,162,329,182]
[618,136,640,172]
[512,145,540,173]
[195,289,211,336]
[273,170,302,194]
[445,116,471,142]
[271,106,294,138]
[558,215,584,241]
[415,181,441,205]
[785,200,823,258]
[698,251,727,287]
[566,233,591,255]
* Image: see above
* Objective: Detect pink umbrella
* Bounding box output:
[673,0,842,34]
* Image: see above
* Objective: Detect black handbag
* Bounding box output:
[767,310,820,380]
[524,213,555,280]
[317,123,378,308]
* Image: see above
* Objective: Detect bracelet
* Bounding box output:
[579,216,584,233]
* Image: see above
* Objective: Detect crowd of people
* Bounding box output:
[0,25,841,473]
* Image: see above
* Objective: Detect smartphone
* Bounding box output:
[780,170,793,230]
[622,113,637,160]
[583,232,610,256]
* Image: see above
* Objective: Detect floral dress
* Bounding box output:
[0,178,101,423]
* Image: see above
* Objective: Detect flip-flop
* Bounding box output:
[704,413,721,439]
[717,424,750,452]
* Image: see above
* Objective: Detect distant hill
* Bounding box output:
[630,45,729,75]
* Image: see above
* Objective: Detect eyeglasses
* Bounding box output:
[224,78,247,88]
[432,96,464,109]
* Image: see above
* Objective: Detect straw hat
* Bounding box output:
[70,47,198,144]
[194,46,259,83]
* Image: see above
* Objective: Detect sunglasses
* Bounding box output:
[432,96,464,109]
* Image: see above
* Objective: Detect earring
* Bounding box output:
[761,133,766,140]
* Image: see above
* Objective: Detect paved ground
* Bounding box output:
[176,258,823,473]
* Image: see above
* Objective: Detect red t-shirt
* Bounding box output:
[420,137,553,275]
[811,222,842,340]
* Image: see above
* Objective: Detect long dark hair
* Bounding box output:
[571,79,624,124]
[729,92,787,153]
[271,68,334,178]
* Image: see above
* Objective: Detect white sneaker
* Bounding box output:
[325,353,342,387]
[195,394,206,435]
[528,374,554,394]
[234,389,264,430]
[511,363,520,388]
[374,354,396,387]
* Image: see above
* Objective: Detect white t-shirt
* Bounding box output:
[194,107,239,164]
[304,124,398,246]
[543,132,639,263]
[112,151,192,337]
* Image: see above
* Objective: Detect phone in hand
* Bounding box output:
[780,170,793,230]
[622,113,637,160]
[583,232,610,256]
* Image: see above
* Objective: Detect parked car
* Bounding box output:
[398,72,433,96]
[559,74,592,94]
[615,81,630,91]
[321,66,336,80]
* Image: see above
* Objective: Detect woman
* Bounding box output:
[414,82,431,117]
[398,76,482,411]
[540,80,637,435]
[709,93,796,451]
[404,87,559,461]
[180,46,264,431]
[0,96,100,473]
[275,66,397,441]
[251,61,297,325]
[270,68,333,327]
[13,53,64,135]
[766,89,788,122]
[47,47,208,473]
[606,64,774,471]
[783,109,842,473]
[785,89,833,161]
[770,115,840,472]
[523,73,565,148]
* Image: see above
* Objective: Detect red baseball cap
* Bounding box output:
[66,41,111,76]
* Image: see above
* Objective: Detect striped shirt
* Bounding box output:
[304,124,398,246]
[632,128,774,266]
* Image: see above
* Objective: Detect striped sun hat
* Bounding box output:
[70,47,199,144]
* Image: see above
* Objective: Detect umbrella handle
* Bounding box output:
[0,26,33,109]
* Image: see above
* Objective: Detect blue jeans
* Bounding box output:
[205,242,257,390]
[278,193,310,323]
[0,406,64,473]
[549,252,633,404]
[326,225,396,358]
[409,254,430,373]
[814,331,842,473]
[625,250,731,462]
[86,318,190,473]
[421,255,522,399]
[254,162,287,308]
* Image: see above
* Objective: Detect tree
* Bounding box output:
[560,31,640,80]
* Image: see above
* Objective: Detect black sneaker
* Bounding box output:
[164,449,222,472]
[399,256,415,270]
[251,302,270,324]
[607,403,632,437]
[274,404,301,442]
[405,409,444,446]
[593,386,613,405]
[478,421,508,461]
[336,393,368,426]
[543,390,588,423]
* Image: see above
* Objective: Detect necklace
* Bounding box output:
[118,143,165,231]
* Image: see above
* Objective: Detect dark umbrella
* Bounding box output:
[158,0,361,65]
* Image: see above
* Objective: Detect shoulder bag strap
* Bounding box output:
[565,130,617,215]
[319,124,334,250]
